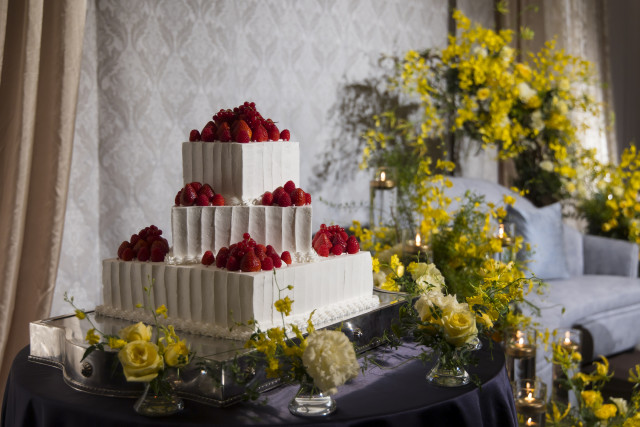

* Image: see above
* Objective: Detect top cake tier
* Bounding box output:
[182,141,300,205]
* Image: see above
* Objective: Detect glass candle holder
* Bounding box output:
[401,230,432,263]
[369,167,396,229]
[552,328,582,404]
[494,222,516,263]
[505,329,537,383]
[513,378,547,426]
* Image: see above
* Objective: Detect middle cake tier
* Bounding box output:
[170,205,312,263]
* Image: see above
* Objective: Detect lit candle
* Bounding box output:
[380,171,386,182]
[505,330,536,358]
[559,330,580,353]
[370,168,395,189]
[526,417,536,426]
[415,233,421,247]
[498,223,505,239]
[497,223,512,247]
[404,232,428,255]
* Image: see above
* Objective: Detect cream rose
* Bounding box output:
[118,340,164,382]
[163,340,189,368]
[441,304,478,347]
[408,262,445,294]
[302,330,360,395]
[119,322,152,342]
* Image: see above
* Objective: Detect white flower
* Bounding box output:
[373,271,386,287]
[473,46,488,58]
[517,82,536,104]
[408,262,445,294]
[500,46,514,64]
[539,160,554,172]
[610,397,628,415]
[302,330,360,395]
[531,110,544,131]
[556,100,568,115]
[613,186,624,198]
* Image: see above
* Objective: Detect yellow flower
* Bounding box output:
[155,304,168,319]
[163,340,189,367]
[372,257,380,273]
[476,312,494,329]
[581,390,603,409]
[274,296,293,316]
[85,328,100,345]
[74,309,86,320]
[117,340,164,382]
[477,88,490,101]
[515,63,532,80]
[442,305,478,347]
[119,322,152,342]
[108,337,127,349]
[594,403,617,420]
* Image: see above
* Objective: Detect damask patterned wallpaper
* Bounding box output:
[52,0,494,315]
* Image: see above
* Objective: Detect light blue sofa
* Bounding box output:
[447,177,640,386]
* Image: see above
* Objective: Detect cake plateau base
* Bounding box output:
[28,300,400,407]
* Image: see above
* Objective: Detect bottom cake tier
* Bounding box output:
[97,251,377,340]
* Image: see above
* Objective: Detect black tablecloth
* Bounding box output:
[2,343,517,426]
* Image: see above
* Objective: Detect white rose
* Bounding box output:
[373,271,386,287]
[611,397,628,415]
[517,82,536,103]
[302,330,360,395]
[409,263,445,294]
[539,160,554,172]
[556,100,568,115]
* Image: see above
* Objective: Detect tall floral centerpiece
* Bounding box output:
[362,9,599,208]
[244,285,360,417]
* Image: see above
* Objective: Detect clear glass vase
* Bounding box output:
[426,339,480,387]
[133,380,184,417]
[288,381,336,417]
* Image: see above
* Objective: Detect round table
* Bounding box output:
[2,343,517,426]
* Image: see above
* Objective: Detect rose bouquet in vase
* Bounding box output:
[244,284,360,417]
[65,287,190,417]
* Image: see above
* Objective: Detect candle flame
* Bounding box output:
[498,223,505,239]
[526,392,534,402]
[415,233,421,247]
[380,171,386,181]
[564,331,571,345]
[526,417,534,426]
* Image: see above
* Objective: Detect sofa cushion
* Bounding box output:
[507,203,570,280]
[563,224,584,277]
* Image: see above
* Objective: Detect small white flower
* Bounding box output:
[500,47,514,64]
[517,82,536,104]
[302,330,360,395]
[531,111,544,131]
[539,160,554,172]
[556,100,568,115]
[613,186,624,198]
[558,78,570,91]
[473,46,488,58]
[610,397,628,415]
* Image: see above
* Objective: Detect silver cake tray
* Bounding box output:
[29,298,403,407]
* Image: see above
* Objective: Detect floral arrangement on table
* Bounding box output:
[64,289,190,416]
[243,283,360,416]
[361,9,600,208]
[546,343,640,426]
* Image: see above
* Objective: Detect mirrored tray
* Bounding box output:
[29,300,402,407]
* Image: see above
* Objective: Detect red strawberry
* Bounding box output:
[240,250,261,272]
[189,129,201,141]
[202,250,215,266]
[292,188,306,206]
[216,247,229,268]
[231,119,252,143]
[175,190,182,206]
[226,255,240,271]
[189,182,202,192]
[280,129,290,141]
[331,244,344,256]
[198,184,214,200]
[150,243,167,262]
[281,251,292,265]
[255,244,267,255]
[212,194,225,206]
[284,181,296,194]
[132,239,149,255]
[278,192,292,207]
[137,245,150,261]
[118,241,131,258]
[121,247,134,261]
[261,191,274,206]
[346,236,359,254]
[264,121,280,141]
[270,254,282,268]
[315,245,330,257]
[251,123,268,142]
[138,228,148,239]
[130,234,140,245]
[312,229,331,248]
[261,256,274,271]
[201,126,216,142]
[180,184,197,206]
[265,245,277,257]
[304,192,311,205]
[272,186,285,203]
[217,122,231,142]
[196,193,210,206]
[340,230,348,241]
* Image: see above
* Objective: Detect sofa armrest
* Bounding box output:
[583,234,639,277]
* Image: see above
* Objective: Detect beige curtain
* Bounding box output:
[0,0,86,394]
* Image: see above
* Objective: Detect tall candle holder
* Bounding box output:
[513,378,547,426]
[369,167,396,230]
[494,222,515,263]
[552,328,582,404]
[505,329,537,383]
